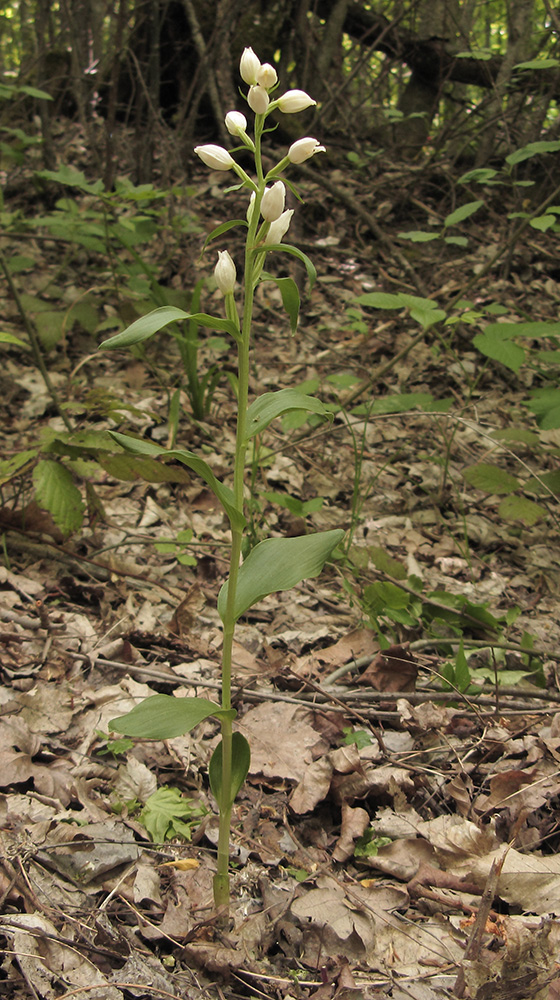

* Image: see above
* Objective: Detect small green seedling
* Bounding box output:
[104,48,343,909]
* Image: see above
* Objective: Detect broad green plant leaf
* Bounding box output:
[218,529,344,621]
[32,460,84,535]
[36,166,104,193]
[525,389,560,429]
[110,694,235,739]
[443,201,483,227]
[506,141,560,165]
[524,470,560,496]
[209,732,251,809]
[108,432,244,531]
[498,496,546,525]
[398,231,439,242]
[530,215,556,232]
[244,389,330,441]
[462,464,520,495]
[139,787,207,842]
[0,449,37,486]
[0,332,26,347]
[514,58,560,69]
[473,327,526,372]
[100,306,239,349]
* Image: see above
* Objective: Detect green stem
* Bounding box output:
[213,114,266,910]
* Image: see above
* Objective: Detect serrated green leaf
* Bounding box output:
[498,495,547,525]
[32,460,84,535]
[0,449,37,486]
[139,787,207,842]
[110,694,234,739]
[462,463,521,495]
[524,470,560,496]
[244,389,329,441]
[218,529,344,622]
[525,389,560,429]
[409,306,446,330]
[209,733,250,809]
[473,329,526,372]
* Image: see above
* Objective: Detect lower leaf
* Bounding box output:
[110,694,235,739]
[209,732,250,809]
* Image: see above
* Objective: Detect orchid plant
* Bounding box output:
[103,48,343,909]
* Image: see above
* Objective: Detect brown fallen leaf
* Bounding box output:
[357,644,418,691]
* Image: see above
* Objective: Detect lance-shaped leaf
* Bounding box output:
[244,388,330,442]
[218,528,344,621]
[111,694,235,740]
[209,732,251,809]
[261,271,300,333]
[109,432,244,531]
[443,200,483,227]
[258,243,317,289]
[202,219,248,251]
[99,306,239,349]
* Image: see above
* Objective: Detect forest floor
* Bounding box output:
[1,118,560,1000]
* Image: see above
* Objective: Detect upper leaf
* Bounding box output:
[244,389,330,441]
[218,529,344,621]
[99,306,239,349]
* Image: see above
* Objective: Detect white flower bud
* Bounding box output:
[247,85,270,115]
[288,137,326,164]
[246,191,256,224]
[194,144,235,171]
[257,63,278,89]
[240,47,261,85]
[260,181,286,222]
[276,89,317,113]
[265,209,294,245]
[214,251,236,295]
[225,111,248,136]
